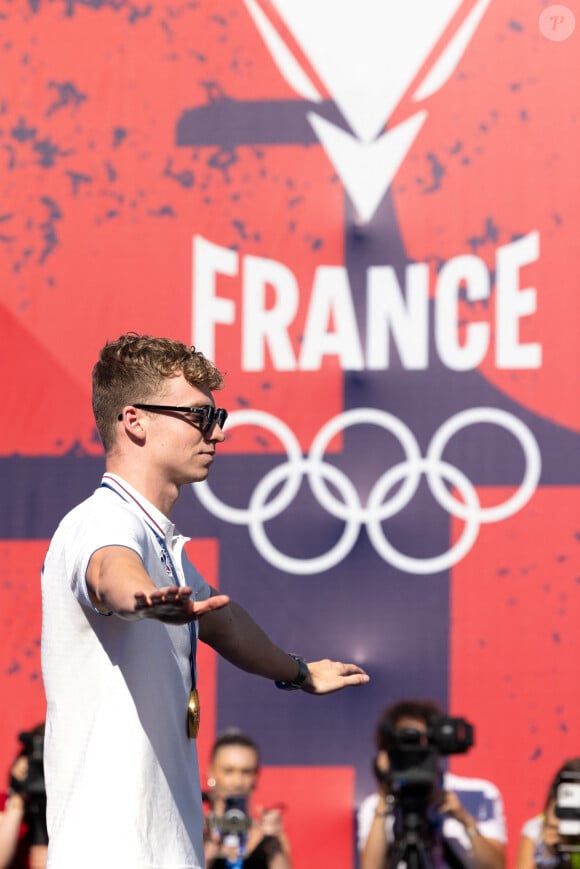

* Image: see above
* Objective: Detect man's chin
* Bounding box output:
[185,468,211,485]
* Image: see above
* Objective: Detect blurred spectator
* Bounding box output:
[357,699,506,869]
[515,758,580,869]
[204,729,292,869]
[0,724,47,869]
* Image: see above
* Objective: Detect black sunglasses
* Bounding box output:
[118,404,228,434]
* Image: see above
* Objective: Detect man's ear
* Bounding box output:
[119,406,147,442]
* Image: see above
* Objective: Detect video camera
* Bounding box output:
[379,715,474,788]
[14,730,46,798]
[555,769,580,856]
[9,729,48,846]
[377,715,474,851]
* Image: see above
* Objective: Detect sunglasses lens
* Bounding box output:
[200,407,227,433]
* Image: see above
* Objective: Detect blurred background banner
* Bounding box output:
[1,1,579,865]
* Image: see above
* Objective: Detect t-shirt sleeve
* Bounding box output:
[357,793,379,853]
[68,501,146,612]
[521,814,543,841]
[445,773,508,844]
[474,782,507,844]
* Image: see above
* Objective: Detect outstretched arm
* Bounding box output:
[87,548,369,693]
[86,546,229,623]
[198,595,369,694]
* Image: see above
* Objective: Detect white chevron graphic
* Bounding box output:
[244,0,493,222]
[309,110,428,224]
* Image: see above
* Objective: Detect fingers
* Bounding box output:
[342,671,371,685]
[338,662,370,679]
[260,807,284,835]
[152,586,192,604]
[134,586,193,607]
[134,589,229,608]
[309,659,370,678]
[132,588,230,624]
[11,756,28,780]
[303,659,370,694]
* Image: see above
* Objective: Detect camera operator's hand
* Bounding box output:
[439,789,473,826]
[373,750,391,795]
[8,756,29,795]
[440,790,505,869]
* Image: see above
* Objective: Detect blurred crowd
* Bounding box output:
[2,706,578,869]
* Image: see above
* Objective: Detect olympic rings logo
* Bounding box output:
[193,407,541,576]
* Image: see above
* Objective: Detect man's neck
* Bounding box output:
[104,458,179,518]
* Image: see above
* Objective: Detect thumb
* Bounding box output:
[194,594,230,616]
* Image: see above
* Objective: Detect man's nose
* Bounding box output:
[211,423,226,442]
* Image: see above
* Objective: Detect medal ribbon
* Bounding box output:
[100,476,199,737]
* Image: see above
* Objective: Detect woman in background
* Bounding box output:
[515,758,580,869]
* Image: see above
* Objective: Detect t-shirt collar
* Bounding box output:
[101,472,175,541]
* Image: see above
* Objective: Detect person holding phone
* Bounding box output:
[204,729,292,869]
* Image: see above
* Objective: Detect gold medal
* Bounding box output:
[187,687,200,739]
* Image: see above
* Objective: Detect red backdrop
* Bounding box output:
[1,2,579,866]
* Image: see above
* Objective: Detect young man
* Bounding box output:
[41,333,368,869]
[204,729,292,869]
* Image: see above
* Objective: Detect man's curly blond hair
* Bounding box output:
[92,333,224,452]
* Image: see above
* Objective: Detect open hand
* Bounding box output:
[134,586,229,623]
[302,659,370,694]
[258,805,286,837]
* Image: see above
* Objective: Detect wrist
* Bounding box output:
[465,822,479,840]
[275,654,310,691]
[373,793,390,819]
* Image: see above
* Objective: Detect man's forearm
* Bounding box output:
[198,599,300,682]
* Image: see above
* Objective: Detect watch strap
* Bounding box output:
[275,654,309,691]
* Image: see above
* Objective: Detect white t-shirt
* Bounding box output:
[521,814,543,841]
[357,771,507,868]
[41,474,212,869]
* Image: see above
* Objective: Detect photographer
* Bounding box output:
[0,724,47,869]
[515,758,580,869]
[357,700,506,869]
[204,729,292,869]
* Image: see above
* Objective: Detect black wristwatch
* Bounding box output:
[275,654,310,691]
